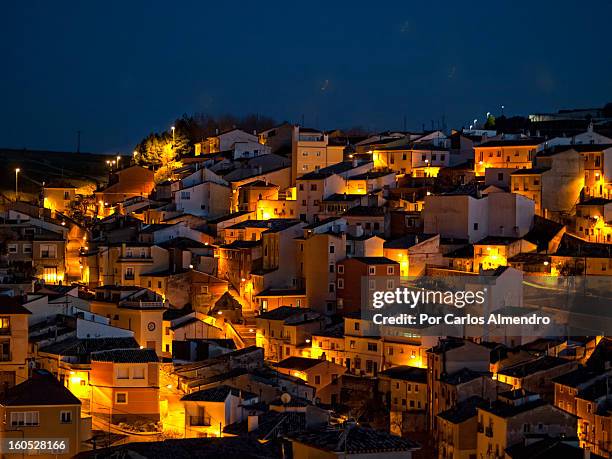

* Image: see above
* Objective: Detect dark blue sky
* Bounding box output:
[2,1,611,154]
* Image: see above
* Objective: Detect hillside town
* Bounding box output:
[2,104,612,458]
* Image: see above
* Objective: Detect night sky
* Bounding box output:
[2,0,611,154]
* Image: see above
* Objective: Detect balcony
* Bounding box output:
[189,415,211,427]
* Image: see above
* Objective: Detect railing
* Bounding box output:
[121,300,163,308]
[189,415,211,426]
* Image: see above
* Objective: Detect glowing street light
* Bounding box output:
[171,126,176,146]
[15,168,20,201]
[116,155,121,168]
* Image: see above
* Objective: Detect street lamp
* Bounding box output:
[171,126,176,146]
[116,155,121,168]
[15,168,20,201]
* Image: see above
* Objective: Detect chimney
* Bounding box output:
[247,414,259,432]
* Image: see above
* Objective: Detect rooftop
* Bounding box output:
[181,385,256,402]
[91,348,159,363]
[275,356,325,371]
[0,371,80,406]
[379,366,427,383]
[287,425,419,454]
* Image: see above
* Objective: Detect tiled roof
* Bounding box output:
[287,425,419,454]
[348,256,398,265]
[76,437,281,459]
[181,385,256,402]
[437,396,485,424]
[379,366,427,383]
[0,296,32,315]
[257,306,311,321]
[224,411,306,439]
[275,357,324,371]
[0,371,80,406]
[38,337,140,363]
[497,356,570,378]
[91,348,159,363]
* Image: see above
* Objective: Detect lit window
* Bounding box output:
[116,393,128,404]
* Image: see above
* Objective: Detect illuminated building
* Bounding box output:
[474,138,543,176]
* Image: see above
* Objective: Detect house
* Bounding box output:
[0,370,89,457]
[258,122,294,154]
[95,165,155,207]
[181,385,257,438]
[0,296,31,394]
[436,396,485,459]
[90,287,165,355]
[291,126,345,183]
[255,307,324,362]
[335,257,399,314]
[476,391,576,459]
[43,181,77,214]
[274,356,346,401]
[496,356,578,400]
[575,197,612,243]
[378,366,428,434]
[174,181,231,218]
[383,234,443,277]
[286,425,420,459]
[427,339,492,430]
[552,233,612,275]
[474,137,544,176]
[296,222,347,314]
[35,336,140,404]
[194,128,258,155]
[89,348,160,424]
[511,146,584,218]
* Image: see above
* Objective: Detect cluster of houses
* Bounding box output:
[1,108,612,457]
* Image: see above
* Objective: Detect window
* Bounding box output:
[350,340,355,349]
[338,278,344,289]
[60,410,72,424]
[64,191,70,200]
[180,191,191,200]
[354,322,360,331]
[329,245,335,254]
[116,393,128,404]
[368,266,376,275]
[369,279,376,290]
[133,367,145,379]
[386,266,394,275]
[314,375,321,385]
[337,265,344,274]
[310,184,317,191]
[7,244,17,254]
[473,223,479,231]
[40,244,57,258]
[386,279,394,289]
[23,244,32,254]
[10,411,39,426]
[0,317,10,334]
[117,367,129,379]
[328,283,335,293]
[367,342,377,352]
[329,264,335,273]
[299,184,304,191]
[498,173,504,181]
